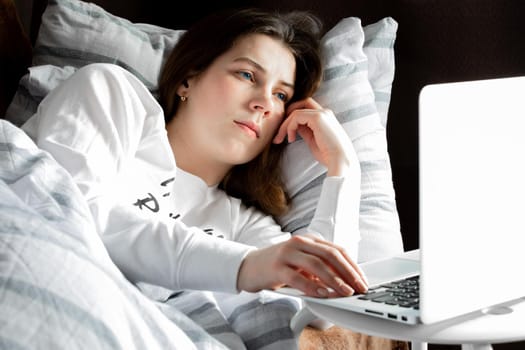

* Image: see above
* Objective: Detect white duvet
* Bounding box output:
[0,119,230,349]
[0,118,300,349]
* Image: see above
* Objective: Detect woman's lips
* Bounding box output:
[234,120,260,138]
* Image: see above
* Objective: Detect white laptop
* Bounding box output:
[277,75,525,325]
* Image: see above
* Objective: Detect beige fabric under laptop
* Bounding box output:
[276,75,525,325]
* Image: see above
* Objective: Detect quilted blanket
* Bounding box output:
[0,119,299,350]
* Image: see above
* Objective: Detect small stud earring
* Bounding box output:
[180,96,187,102]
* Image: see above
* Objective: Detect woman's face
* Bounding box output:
[174,33,296,167]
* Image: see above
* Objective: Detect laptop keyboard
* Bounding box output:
[357,275,419,309]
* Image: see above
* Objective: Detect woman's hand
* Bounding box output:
[273,98,354,177]
[237,235,368,297]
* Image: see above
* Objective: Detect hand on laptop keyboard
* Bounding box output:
[237,234,368,298]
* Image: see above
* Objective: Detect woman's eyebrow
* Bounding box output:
[233,57,295,90]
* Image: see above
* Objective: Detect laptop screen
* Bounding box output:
[418,76,525,323]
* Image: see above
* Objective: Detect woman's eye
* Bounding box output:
[239,71,253,81]
[275,92,288,102]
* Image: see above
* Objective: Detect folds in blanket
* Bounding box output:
[0,118,104,255]
[0,119,302,350]
[0,118,230,349]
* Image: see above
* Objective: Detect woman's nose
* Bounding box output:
[249,90,273,116]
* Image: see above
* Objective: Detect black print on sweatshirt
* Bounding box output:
[160,177,175,197]
[133,192,159,212]
[133,177,180,219]
[203,228,224,239]
[133,177,223,239]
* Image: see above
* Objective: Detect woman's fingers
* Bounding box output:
[299,235,369,294]
[273,98,353,176]
[287,236,368,295]
[237,235,368,298]
[285,251,356,297]
[283,265,347,298]
[272,97,321,144]
[304,234,369,286]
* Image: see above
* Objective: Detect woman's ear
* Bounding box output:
[177,74,199,98]
[176,81,188,97]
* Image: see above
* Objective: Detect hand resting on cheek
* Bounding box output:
[273,97,355,178]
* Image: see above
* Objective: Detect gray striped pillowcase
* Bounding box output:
[277,17,405,263]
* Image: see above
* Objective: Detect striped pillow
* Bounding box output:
[277,17,404,263]
[364,18,398,128]
[32,0,184,96]
[5,0,184,125]
[5,0,403,262]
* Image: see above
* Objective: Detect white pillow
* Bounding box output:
[5,0,403,262]
[277,17,404,262]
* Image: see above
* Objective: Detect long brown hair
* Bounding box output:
[159,8,323,217]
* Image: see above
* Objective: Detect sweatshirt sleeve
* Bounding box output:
[276,134,362,260]
[303,174,361,260]
[22,63,254,293]
[233,169,361,259]
[288,149,362,261]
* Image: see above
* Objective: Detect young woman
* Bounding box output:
[22,7,366,306]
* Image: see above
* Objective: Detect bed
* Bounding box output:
[2,0,525,349]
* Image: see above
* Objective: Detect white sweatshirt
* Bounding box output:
[22,63,360,294]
